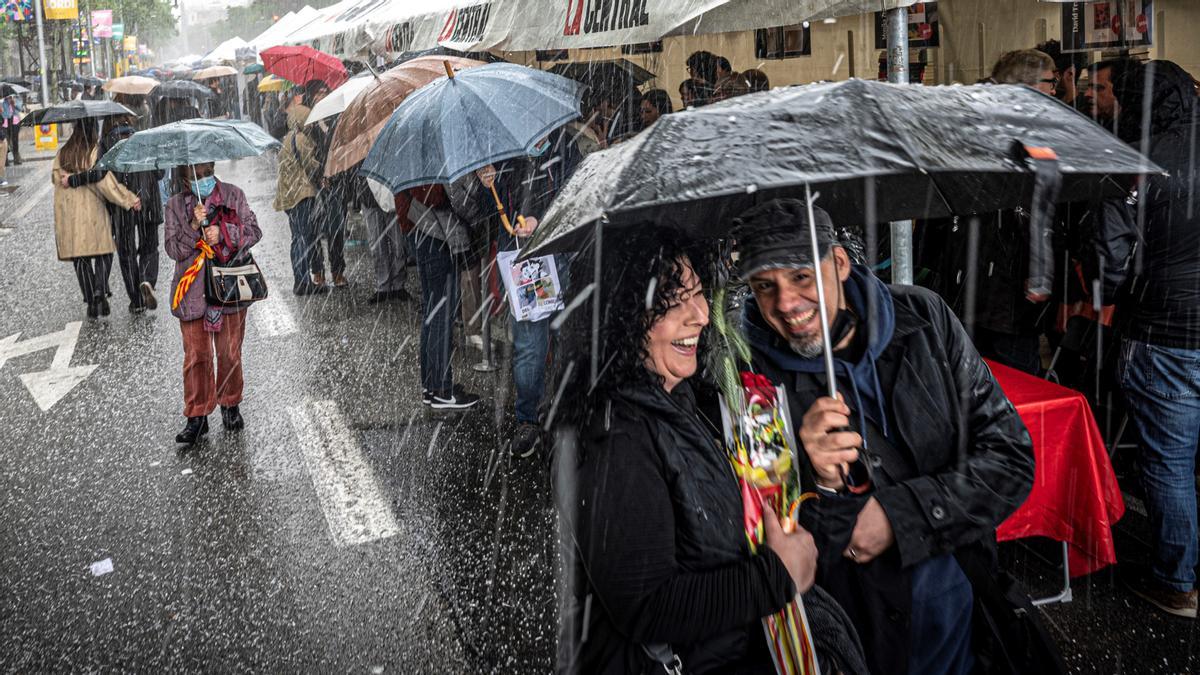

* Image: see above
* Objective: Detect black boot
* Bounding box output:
[86,300,99,320]
[221,405,244,431]
[99,297,111,316]
[175,416,209,445]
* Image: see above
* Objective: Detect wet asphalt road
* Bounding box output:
[0,153,555,672]
[0,150,1197,673]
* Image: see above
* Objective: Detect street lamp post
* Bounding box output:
[33,0,52,104]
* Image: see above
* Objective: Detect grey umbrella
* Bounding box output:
[96,119,280,172]
[20,99,136,126]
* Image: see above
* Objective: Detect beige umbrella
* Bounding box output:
[324,55,485,177]
[192,65,238,80]
[101,75,160,96]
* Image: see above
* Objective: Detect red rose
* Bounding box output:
[740,371,777,405]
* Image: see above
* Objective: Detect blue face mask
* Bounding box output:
[191,175,217,199]
[528,138,550,157]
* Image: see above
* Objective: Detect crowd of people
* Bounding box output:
[27,37,1200,673]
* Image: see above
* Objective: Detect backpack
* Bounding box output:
[268,107,288,140]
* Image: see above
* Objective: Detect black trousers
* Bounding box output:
[6,124,19,162]
[72,254,113,302]
[114,220,160,306]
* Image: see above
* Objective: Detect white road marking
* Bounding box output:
[254,295,298,337]
[7,175,54,225]
[0,321,98,411]
[288,400,399,547]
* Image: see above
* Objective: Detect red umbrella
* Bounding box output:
[260,45,348,89]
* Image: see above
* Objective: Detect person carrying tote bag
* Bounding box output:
[163,162,262,446]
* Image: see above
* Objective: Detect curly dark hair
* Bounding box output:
[547,227,716,435]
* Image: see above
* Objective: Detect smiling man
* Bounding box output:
[734,199,1037,675]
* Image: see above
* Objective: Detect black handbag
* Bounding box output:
[204,251,268,308]
[202,205,267,308]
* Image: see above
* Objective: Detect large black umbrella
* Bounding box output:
[525,78,1162,258]
[148,80,215,102]
[21,99,136,126]
[0,82,30,97]
[549,58,656,87]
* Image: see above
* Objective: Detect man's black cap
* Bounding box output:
[733,198,837,280]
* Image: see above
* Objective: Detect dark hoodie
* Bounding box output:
[741,264,1032,675]
[1107,60,1200,348]
[745,265,895,443]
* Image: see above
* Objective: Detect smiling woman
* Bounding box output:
[549,228,828,674]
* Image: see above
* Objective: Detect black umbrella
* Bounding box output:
[549,59,656,87]
[525,78,1162,258]
[2,76,33,87]
[527,77,1164,493]
[149,80,215,102]
[0,82,30,97]
[21,99,136,126]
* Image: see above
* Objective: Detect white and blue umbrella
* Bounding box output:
[360,62,582,193]
[96,118,280,172]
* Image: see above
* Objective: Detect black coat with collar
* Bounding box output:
[748,283,1035,674]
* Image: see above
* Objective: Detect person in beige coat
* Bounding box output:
[52,120,141,319]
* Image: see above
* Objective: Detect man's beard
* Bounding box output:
[787,334,824,359]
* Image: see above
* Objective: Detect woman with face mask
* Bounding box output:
[51,119,142,319]
[163,162,262,445]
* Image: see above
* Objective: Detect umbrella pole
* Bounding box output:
[803,184,837,400]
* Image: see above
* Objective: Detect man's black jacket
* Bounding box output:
[747,281,1035,673]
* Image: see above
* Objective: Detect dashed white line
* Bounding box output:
[288,400,399,547]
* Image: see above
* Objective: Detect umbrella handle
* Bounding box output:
[489,183,517,236]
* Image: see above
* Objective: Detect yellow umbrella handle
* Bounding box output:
[489,183,517,236]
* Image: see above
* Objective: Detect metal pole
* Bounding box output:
[804,184,837,400]
[33,0,51,104]
[886,6,914,285]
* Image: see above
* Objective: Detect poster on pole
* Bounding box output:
[1061,0,1153,52]
[874,1,938,49]
[42,0,77,20]
[92,8,112,37]
[111,22,123,40]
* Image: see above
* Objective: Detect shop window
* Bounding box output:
[756,23,812,59]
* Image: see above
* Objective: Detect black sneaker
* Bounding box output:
[99,297,111,316]
[429,387,480,410]
[511,422,541,458]
[422,389,434,406]
[175,416,209,445]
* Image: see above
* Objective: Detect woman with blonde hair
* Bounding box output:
[52,119,141,319]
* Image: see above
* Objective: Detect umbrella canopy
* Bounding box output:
[149,80,215,102]
[243,63,264,75]
[305,72,374,126]
[549,59,656,87]
[192,65,238,80]
[1,76,32,87]
[523,79,1164,257]
[257,74,292,93]
[21,99,136,126]
[102,75,160,96]
[323,55,485,177]
[77,76,105,88]
[96,118,280,172]
[0,82,30,97]
[360,63,583,193]
[261,45,347,90]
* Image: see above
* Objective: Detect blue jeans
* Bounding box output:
[512,317,550,424]
[908,554,975,675]
[410,233,459,394]
[285,197,317,292]
[1119,339,1200,592]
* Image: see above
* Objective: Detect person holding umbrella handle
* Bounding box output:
[735,198,1037,675]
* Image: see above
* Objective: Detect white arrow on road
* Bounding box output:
[0,321,98,411]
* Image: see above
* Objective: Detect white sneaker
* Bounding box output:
[467,334,484,349]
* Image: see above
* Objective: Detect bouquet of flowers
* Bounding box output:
[711,287,820,675]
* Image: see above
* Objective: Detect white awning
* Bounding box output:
[283,0,919,57]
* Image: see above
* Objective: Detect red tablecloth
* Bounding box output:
[989,359,1125,577]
